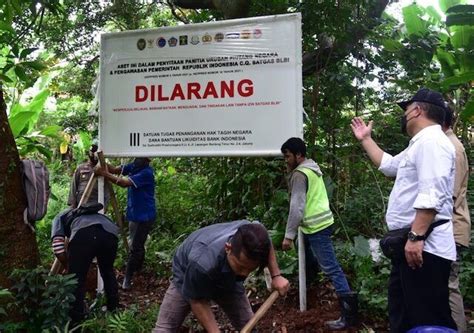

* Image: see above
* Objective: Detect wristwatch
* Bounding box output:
[407,230,426,241]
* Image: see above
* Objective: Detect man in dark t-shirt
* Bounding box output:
[152,221,290,333]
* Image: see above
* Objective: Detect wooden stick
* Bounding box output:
[78,174,97,207]
[50,174,97,274]
[98,152,129,252]
[263,267,272,292]
[240,290,279,333]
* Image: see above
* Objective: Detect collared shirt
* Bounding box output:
[445,129,471,247]
[68,162,110,208]
[172,220,251,300]
[379,125,456,261]
[122,163,156,223]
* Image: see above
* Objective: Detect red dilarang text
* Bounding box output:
[135,79,254,102]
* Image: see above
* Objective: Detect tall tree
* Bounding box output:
[0,0,62,288]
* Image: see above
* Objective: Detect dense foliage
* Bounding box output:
[0,0,472,330]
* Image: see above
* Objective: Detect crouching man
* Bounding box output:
[153,220,290,333]
[51,204,120,322]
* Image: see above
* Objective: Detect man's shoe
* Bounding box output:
[122,276,132,290]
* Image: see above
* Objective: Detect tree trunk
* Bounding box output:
[0,85,39,290]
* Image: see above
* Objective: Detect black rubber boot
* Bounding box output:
[325,292,358,330]
[122,270,133,290]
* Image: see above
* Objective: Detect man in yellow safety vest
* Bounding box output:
[281,137,357,330]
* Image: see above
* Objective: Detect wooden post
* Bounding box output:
[50,174,97,274]
[240,290,279,333]
[298,228,307,311]
[97,152,129,252]
[263,267,272,292]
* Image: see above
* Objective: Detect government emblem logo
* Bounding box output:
[168,37,178,47]
[147,39,154,48]
[137,38,146,50]
[253,28,262,39]
[241,30,251,39]
[225,32,240,39]
[214,33,224,42]
[191,35,200,45]
[202,33,212,43]
[179,35,188,45]
[157,37,166,48]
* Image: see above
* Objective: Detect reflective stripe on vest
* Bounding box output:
[295,166,334,234]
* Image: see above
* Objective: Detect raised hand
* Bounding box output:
[350,117,373,141]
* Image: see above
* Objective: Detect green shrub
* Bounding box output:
[459,234,474,306]
[6,267,77,332]
[336,236,390,321]
[80,304,160,333]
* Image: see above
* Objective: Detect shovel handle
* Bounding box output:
[240,290,279,333]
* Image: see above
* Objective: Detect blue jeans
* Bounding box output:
[304,226,351,295]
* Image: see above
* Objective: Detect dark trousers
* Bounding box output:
[125,220,154,277]
[388,251,456,332]
[68,225,118,322]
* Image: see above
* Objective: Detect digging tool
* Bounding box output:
[50,173,97,274]
[240,290,279,333]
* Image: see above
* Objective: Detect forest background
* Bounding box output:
[0,0,473,331]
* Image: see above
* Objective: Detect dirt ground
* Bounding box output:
[115,271,390,332]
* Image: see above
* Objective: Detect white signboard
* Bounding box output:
[99,13,303,157]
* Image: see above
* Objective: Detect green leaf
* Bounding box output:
[459,53,474,73]
[426,6,442,24]
[14,65,27,81]
[449,25,474,49]
[0,21,15,34]
[35,145,52,160]
[19,48,38,59]
[447,13,474,26]
[0,73,13,83]
[10,0,23,15]
[403,4,429,36]
[3,1,13,25]
[460,95,474,122]
[40,125,61,137]
[441,71,474,88]
[76,131,92,152]
[439,0,466,13]
[8,89,50,137]
[167,165,177,175]
[22,60,47,71]
[436,49,457,77]
[446,4,474,14]
[8,111,37,137]
[353,236,371,257]
[381,38,403,52]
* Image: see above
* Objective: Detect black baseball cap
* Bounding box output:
[397,88,447,111]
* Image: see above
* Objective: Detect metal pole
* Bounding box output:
[298,228,306,311]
